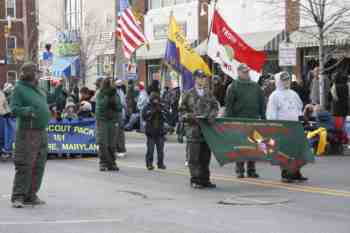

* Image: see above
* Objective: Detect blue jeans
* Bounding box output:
[125,113,140,131]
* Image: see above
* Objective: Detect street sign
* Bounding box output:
[279,42,297,67]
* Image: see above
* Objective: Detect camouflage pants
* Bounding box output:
[96,121,117,169]
[187,142,211,185]
[11,129,48,202]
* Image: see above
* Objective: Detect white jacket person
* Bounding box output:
[266,72,303,121]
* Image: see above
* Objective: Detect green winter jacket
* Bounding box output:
[225,79,265,119]
[95,88,122,123]
[10,80,50,130]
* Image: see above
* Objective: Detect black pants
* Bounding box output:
[236,161,256,174]
[145,136,165,166]
[188,142,211,185]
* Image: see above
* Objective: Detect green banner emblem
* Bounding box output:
[199,118,315,172]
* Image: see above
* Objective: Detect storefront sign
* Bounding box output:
[279,42,297,67]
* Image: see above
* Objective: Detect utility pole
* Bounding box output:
[22,0,29,60]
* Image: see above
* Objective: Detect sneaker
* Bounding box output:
[157,164,167,170]
[147,165,155,170]
[117,153,126,158]
[203,182,216,188]
[191,182,205,189]
[12,200,24,208]
[247,172,260,178]
[237,173,245,179]
[108,165,119,171]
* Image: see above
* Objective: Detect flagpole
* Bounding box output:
[114,0,119,81]
[207,0,218,77]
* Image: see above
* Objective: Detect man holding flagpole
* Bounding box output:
[225,64,265,179]
[180,70,219,189]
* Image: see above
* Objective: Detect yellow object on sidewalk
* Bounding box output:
[307,127,327,156]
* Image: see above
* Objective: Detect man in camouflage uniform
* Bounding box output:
[180,70,219,189]
[10,62,50,208]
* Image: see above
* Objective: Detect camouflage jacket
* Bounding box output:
[179,88,219,142]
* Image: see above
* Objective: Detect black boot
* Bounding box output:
[247,171,260,178]
[293,170,308,182]
[281,169,293,183]
[236,162,245,178]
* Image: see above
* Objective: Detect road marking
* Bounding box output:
[82,158,350,198]
[0,218,123,225]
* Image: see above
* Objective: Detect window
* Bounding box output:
[96,55,114,76]
[64,0,82,31]
[7,71,17,85]
[6,0,16,18]
[6,36,16,64]
[150,0,162,9]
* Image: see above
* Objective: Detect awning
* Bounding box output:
[51,56,80,78]
[195,30,285,55]
[290,26,350,48]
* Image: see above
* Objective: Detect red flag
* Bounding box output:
[210,10,267,72]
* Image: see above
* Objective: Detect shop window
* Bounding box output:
[6,36,16,64]
[7,71,17,85]
[6,0,16,18]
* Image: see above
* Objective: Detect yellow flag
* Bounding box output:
[167,15,211,75]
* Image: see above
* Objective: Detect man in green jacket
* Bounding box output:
[10,62,50,208]
[95,77,122,171]
[225,64,265,179]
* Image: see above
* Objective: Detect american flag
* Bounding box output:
[116,7,147,60]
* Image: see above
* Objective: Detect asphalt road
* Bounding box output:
[0,134,350,233]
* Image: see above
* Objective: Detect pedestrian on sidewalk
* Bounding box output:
[266,72,308,183]
[95,77,122,172]
[142,93,172,170]
[179,69,219,189]
[225,64,265,179]
[10,62,50,208]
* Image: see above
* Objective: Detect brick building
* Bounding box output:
[0,0,38,87]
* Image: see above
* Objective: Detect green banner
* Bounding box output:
[199,118,315,172]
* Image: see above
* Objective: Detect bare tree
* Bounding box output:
[259,0,350,108]
[38,11,113,86]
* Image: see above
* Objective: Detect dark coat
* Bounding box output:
[332,83,349,117]
[142,102,171,137]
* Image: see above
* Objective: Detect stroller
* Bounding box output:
[304,113,348,155]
